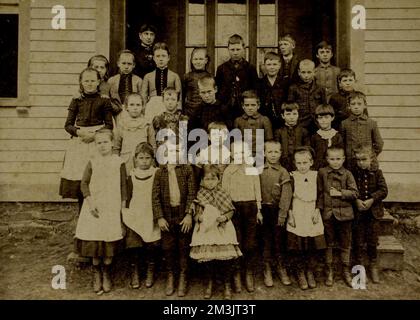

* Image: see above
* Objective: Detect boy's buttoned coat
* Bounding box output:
[352,167,388,219]
[108,74,143,104]
[152,164,196,222]
[316,166,359,221]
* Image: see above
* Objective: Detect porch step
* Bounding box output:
[379,210,396,236]
[378,235,404,271]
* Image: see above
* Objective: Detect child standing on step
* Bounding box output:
[123,142,161,289]
[74,129,127,295]
[190,165,242,300]
[351,145,388,284]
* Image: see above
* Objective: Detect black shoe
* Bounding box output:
[297,270,308,290]
[145,263,155,288]
[130,264,140,289]
[245,270,255,293]
[204,279,213,299]
[325,267,334,287]
[224,281,232,300]
[307,270,317,289]
[165,272,174,296]
[233,271,242,293]
[370,264,380,284]
[92,265,103,294]
[102,265,112,293]
[343,268,353,288]
[178,272,187,297]
[263,263,274,287]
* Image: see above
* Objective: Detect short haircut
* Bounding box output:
[95,128,113,141]
[279,34,296,47]
[354,144,373,158]
[281,102,299,113]
[264,51,281,63]
[208,121,227,133]
[134,142,155,158]
[197,75,216,89]
[87,54,109,80]
[326,147,345,157]
[315,104,335,116]
[294,146,314,161]
[162,87,179,100]
[118,49,135,62]
[228,34,245,47]
[139,23,157,34]
[124,93,143,106]
[264,140,281,150]
[241,90,259,104]
[299,59,315,70]
[316,40,333,52]
[348,91,367,105]
[153,42,170,55]
[338,68,356,82]
[202,164,221,180]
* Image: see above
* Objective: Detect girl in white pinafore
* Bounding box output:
[122,142,160,289]
[286,147,326,290]
[74,129,127,295]
[190,165,242,300]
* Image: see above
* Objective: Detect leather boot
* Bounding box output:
[276,262,292,286]
[178,272,187,297]
[325,265,334,287]
[102,264,112,293]
[145,263,155,288]
[370,263,380,284]
[263,262,274,287]
[92,265,103,294]
[297,270,308,290]
[245,269,255,293]
[130,263,140,289]
[203,278,213,299]
[224,280,232,300]
[165,272,174,296]
[306,270,317,289]
[233,270,242,293]
[342,265,353,288]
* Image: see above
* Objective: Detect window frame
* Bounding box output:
[0,0,30,109]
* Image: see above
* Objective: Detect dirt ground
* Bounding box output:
[1,203,420,300]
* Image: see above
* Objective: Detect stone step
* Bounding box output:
[378,235,404,271]
[379,210,396,236]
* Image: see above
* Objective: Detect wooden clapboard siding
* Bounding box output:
[364,0,420,201]
[0,0,106,201]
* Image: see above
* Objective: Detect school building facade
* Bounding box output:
[0,0,419,202]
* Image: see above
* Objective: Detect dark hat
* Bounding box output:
[139,23,157,34]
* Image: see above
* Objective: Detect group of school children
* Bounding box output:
[59,23,388,299]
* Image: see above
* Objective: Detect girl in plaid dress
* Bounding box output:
[190,165,242,300]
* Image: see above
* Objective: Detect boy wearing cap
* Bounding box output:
[134,24,157,78]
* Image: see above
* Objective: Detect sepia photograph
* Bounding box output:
[0,0,419,304]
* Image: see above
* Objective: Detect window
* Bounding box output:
[0,0,30,108]
[0,14,18,98]
[186,0,206,72]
